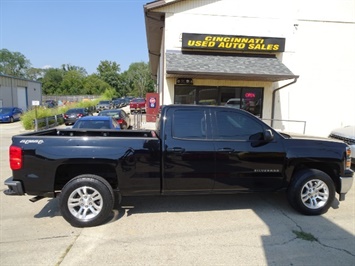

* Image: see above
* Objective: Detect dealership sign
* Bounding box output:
[182,33,285,53]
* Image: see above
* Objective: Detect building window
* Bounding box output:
[174,85,263,117]
[174,86,196,104]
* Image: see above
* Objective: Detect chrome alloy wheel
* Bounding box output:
[301,179,329,209]
[67,186,103,221]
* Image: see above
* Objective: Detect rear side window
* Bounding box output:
[215,110,262,140]
[172,109,206,139]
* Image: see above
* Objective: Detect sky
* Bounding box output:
[0,0,151,74]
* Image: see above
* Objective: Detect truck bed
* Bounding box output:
[17,128,157,138]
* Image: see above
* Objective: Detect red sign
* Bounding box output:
[245,93,256,98]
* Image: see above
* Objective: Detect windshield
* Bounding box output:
[66,108,84,114]
[73,120,111,129]
[131,98,144,103]
[98,111,121,117]
[0,108,12,114]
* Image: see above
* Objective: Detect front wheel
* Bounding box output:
[60,174,114,227]
[287,169,335,215]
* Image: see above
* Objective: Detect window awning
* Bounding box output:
[166,51,299,82]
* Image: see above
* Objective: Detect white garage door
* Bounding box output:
[17,87,27,111]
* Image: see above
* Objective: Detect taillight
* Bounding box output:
[9,145,22,170]
[117,119,123,124]
[77,113,83,117]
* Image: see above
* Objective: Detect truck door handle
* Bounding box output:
[217,148,235,152]
[167,147,185,153]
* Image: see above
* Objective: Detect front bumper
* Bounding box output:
[339,169,354,201]
[0,116,10,122]
[3,177,24,196]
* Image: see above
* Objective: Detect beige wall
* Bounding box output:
[156,0,355,136]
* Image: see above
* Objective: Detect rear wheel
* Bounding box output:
[60,174,114,227]
[287,169,335,215]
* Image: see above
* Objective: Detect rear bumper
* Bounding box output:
[3,177,24,196]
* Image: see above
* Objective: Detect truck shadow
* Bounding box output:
[115,191,354,264]
[34,198,61,218]
[35,189,354,264]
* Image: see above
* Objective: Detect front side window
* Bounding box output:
[214,110,262,140]
[172,109,206,139]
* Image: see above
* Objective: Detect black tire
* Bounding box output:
[287,169,335,215]
[60,174,114,227]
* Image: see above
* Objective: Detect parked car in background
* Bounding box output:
[96,100,112,112]
[225,98,244,109]
[329,125,355,164]
[98,109,131,129]
[112,99,126,109]
[123,96,134,106]
[44,100,57,108]
[130,98,146,113]
[63,108,92,126]
[0,107,23,123]
[72,116,121,130]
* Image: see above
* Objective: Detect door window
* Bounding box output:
[172,109,207,139]
[214,110,262,140]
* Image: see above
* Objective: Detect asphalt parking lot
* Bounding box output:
[0,121,354,265]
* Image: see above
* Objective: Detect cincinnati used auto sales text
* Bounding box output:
[187,36,280,51]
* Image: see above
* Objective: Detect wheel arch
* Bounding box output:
[54,163,119,192]
[287,161,341,193]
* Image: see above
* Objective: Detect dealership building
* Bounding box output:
[144,0,355,136]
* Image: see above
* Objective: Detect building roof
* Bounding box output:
[166,51,298,82]
[0,73,42,84]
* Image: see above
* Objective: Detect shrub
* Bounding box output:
[21,101,97,130]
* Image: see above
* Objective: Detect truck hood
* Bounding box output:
[329,126,355,141]
[278,131,344,143]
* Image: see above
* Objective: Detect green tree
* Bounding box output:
[0,49,31,78]
[102,87,117,100]
[119,71,134,96]
[62,64,87,76]
[26,67,46,81]
[123,62,155,97]
[61,70,85,95]
[41,68,64,95]
[83,74,113,95]
[97,60,122,95]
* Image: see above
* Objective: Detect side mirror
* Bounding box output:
[264,129,274,142]
[250,129,274,147]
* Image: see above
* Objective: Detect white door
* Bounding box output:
[17,87,27,111]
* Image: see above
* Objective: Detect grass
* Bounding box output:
[292,230,318,242]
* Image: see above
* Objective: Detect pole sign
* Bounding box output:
[182,33,285,53]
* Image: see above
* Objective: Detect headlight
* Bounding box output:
[345,146,351,169]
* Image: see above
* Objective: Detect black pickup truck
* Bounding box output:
[4,105,354,227]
